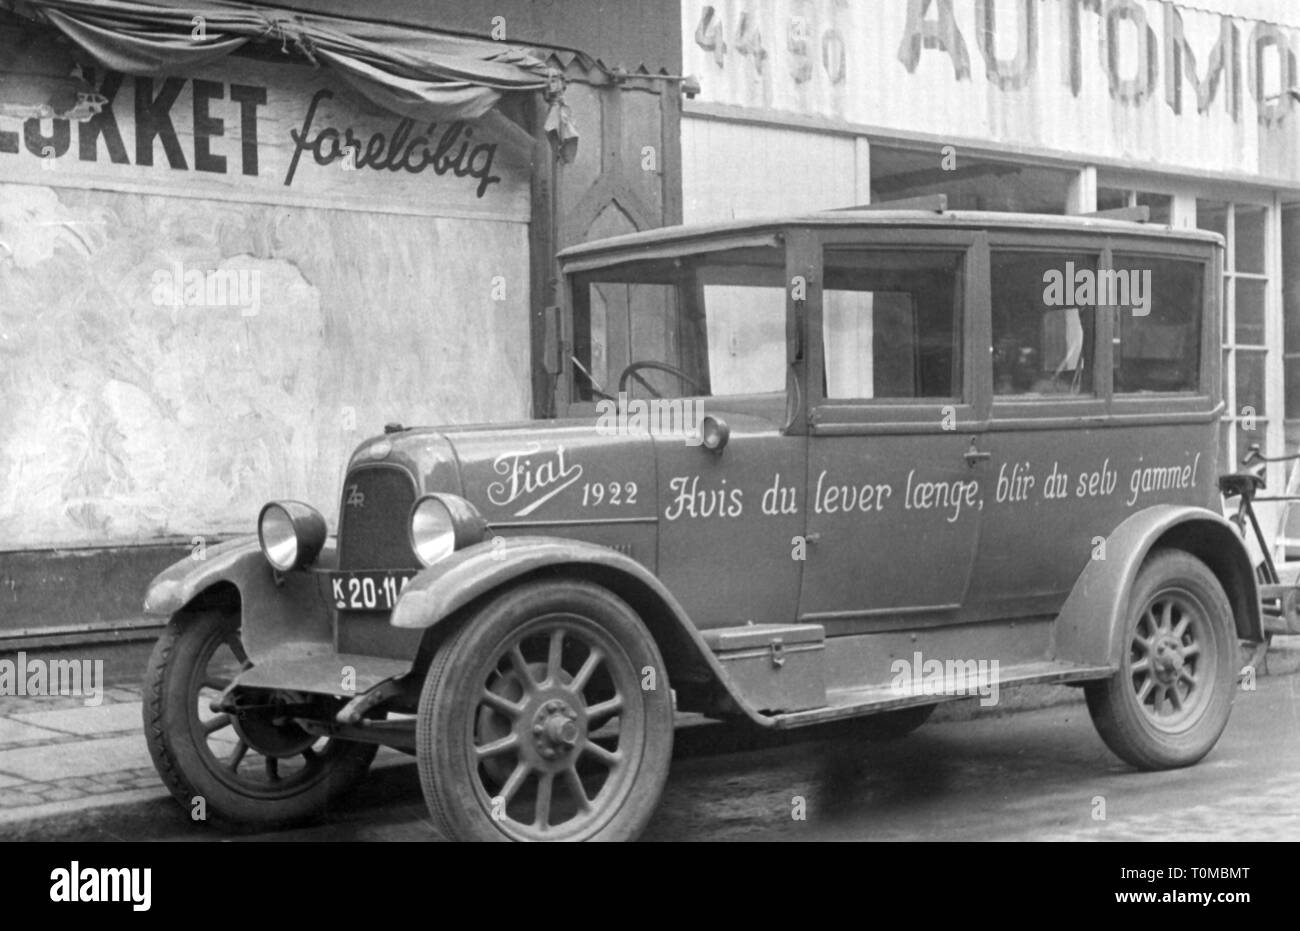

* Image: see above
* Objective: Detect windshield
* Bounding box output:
[569,244,786,402]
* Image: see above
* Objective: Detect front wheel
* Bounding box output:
[1084,550,1236,770]
[416,580,674,841]
[143,609,377,830]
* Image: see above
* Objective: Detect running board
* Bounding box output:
[767,660,1115,730]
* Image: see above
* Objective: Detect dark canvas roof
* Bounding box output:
[270,0,680,73]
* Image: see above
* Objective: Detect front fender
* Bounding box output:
[1052,505,1261,668]
[142,536,336,657]
[390,535,776,727]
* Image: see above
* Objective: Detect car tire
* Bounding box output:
[143,608,377,830]
[1084,549,1236,771]
[416,579,674,841]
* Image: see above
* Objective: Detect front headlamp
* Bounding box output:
[409,494,489,568]
[257,501,327,572]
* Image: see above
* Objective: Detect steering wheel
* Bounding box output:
[617,361,707,399]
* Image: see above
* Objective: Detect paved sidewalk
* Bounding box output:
[1,636,1297,836]
[0,686,167,831]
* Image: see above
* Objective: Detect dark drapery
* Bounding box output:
[4,0,560,124]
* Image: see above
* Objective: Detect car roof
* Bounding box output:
[557,207,1225,262]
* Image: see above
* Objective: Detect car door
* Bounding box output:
[798,231,991,634]
[968,235,1219,618]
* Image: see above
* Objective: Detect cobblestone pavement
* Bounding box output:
[0,638,1296,836]
[0,687,164,819]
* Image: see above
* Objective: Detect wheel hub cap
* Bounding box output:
[1152,636,1185,683]
[531,699,580,760]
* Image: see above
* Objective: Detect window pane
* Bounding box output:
[1223,279,1231,343]
[1097,188,1131,212]
[1286,358,1300,421]
[1113,254,1203,393]
[822,249,963,400]
[1236,278,1267,345]
[573,245,786,401]
[992,251,1097,396]
[704,285,787,395]
[1222,348,1232,406]
[1286,421,1300,456]
[1136,192,1172,225]
[1235,204,1267,274]
[1197,200,1228,240]
[1235,349,1266,418]
[1237,423,1265,469]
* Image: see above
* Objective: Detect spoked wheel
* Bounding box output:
[417,580,673,841]
[143,609,377,829]
[1085,550,1236,770]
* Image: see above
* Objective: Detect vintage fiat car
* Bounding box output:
[141,199,1264,841]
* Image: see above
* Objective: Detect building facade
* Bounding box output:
[0,1,681,645]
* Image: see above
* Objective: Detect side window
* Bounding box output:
[1113,254,1204,394]
[822,249,964,400]
[992,251,1099,397]
[570,245,787,403]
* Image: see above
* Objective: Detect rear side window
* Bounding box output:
[1113,255,1204,394]
[821,248,964,401]
[992,251,1100,397]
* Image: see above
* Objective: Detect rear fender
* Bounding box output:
[390,536,775,727]
[142,536,335,657]
[1053,505,1262,668]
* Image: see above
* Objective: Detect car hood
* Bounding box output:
[343,400,784,526]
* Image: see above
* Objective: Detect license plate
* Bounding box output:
[327,570,418,612]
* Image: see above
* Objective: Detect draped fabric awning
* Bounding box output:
[2,0,576,148]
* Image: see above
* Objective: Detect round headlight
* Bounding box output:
[258,501,327,572]
[409,494,489,568]
[410,497,456,567]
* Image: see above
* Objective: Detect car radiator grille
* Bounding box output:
[337,466,421,570]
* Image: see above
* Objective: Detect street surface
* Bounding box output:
[11,675,1299,842]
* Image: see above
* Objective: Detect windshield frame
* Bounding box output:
[556,233,795,424]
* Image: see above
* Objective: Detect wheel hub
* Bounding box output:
[1151,636,1186,683]
[531,698,581,761]
[230,689,318,759]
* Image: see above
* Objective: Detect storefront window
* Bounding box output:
[1284,206,1300,456]
[1096,188,1172,225]
[1202,198,1278,476]
[869,145,1071,214]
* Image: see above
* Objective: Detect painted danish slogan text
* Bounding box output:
[477,445,1204,521]
[660,454,1202,521]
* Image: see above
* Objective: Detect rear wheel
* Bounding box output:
[416,580,674,841]
[1084,550,1236,770]
[143,609,377,829]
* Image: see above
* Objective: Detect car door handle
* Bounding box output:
[963,437,992,467]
